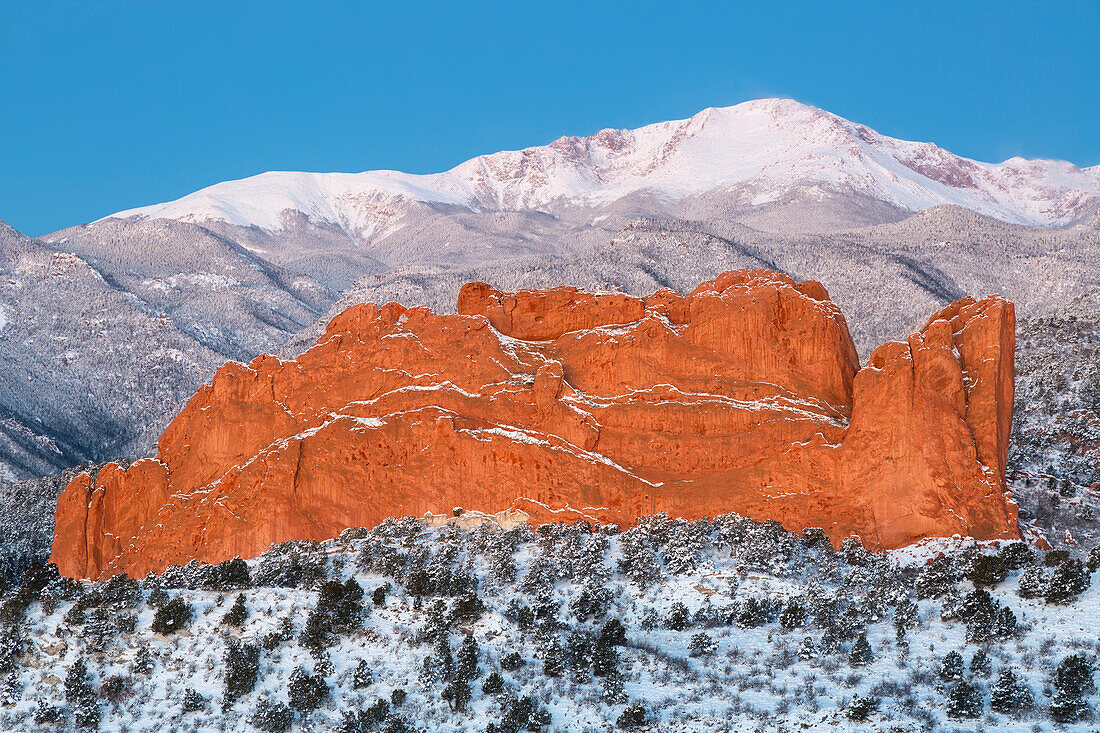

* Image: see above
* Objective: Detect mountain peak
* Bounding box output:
[97,101,1100,238]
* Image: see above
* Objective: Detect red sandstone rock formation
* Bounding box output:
[50,270,1019,579]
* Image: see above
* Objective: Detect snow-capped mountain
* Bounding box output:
[107,98,1100,237]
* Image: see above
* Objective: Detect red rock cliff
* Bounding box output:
[50,270,1018,579]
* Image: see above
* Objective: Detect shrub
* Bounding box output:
[967,555,1008,587]
[500,652,524,671]
[99,675,130,704]
[846,695,878,721]
[250,696,293,732]
[689,633,718,658]
[151,596,193,635]
[1044,550,1070,567]
[287,667,328,712]
[224,640,261,704]
[182,689,207,713]
[616,702,647,728]
[390,688,407,706]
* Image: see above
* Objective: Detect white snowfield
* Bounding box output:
[107,99,1100,234]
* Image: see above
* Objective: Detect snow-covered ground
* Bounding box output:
[3,514,1100,732]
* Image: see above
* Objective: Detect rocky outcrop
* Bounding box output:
[50,270,1019,579]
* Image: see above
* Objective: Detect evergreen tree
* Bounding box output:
[483,671,505,696]
[598,618,627,647]
[778,598,808,629]
[600,668,627,704]
[1086,545,1100,572]
[846,695,879,721]
[181,689,206,713]
[131,644,154,675]
[147,588,169,608]
[1017,564,1048,599]
[1000,541,1034,570]
[456,634,480,681]
[946,680,982,719]
[939,651,964,682]
[666,602,689,631]
[250,697,292,732]
[989,669,1033,714]
[352,660,373,689]
[223,594,248,627]
[540,635,566,678]
[0,670,20,707]
[287,667,328,713]
[591,629,620,677]
[500,651,524,672]
[301,579,364,651]
[848,633,873,667]
[64,657,100,729]
[224,640,261,705]
[689,633,718,658]
[893,597,918,641]
[151,596,193,635]
[967,554,1008,586]
[1045,558,1091,604]
[1051,653,1096,723]
[442,679,471,712]
[915,557,958,599]
[992,606,1017,639]
[969,649,991,677]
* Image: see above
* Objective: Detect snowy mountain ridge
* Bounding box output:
[107,98,1100,235]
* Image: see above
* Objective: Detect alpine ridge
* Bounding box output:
[105,98,1100,236]
[50,270,1020,580]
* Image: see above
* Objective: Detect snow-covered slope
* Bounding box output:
[107,99,1100,235]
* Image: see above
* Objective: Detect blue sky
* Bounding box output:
[1,0,1097,235]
